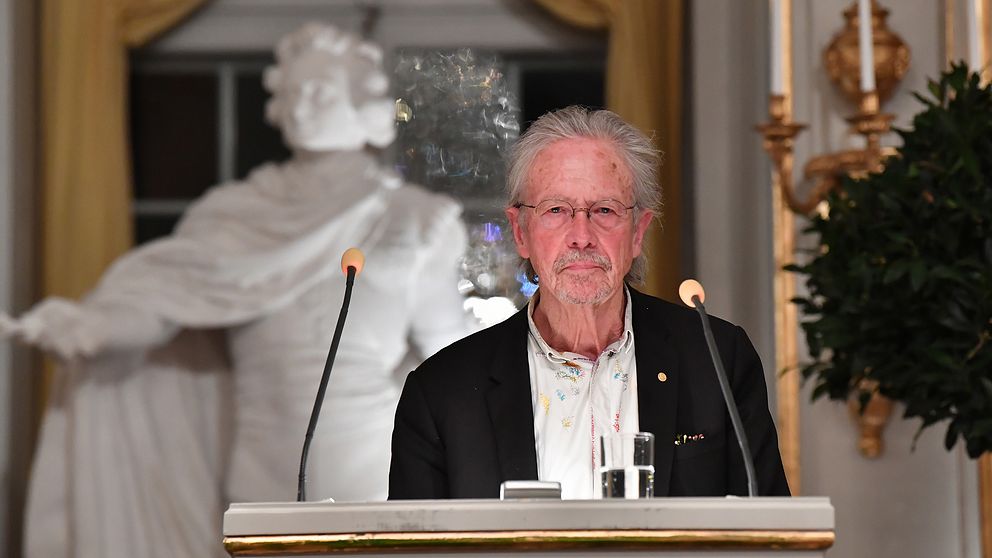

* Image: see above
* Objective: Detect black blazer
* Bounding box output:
[389,288,790,498]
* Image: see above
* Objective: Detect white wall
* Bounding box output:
[0,0,36,555]
[693,1,981,557]
[689,0,777,384]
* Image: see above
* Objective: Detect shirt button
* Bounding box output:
[657,372,668,382]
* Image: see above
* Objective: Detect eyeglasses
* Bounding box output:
[514,199,637,230]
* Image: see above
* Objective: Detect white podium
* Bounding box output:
[223,497,833,557]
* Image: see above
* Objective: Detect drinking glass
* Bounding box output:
[599,432,655,498]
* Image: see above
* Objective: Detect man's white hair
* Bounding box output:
[506,105,663,285]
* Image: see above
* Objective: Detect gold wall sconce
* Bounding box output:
[756,0,910,484]
[760,1,907,218]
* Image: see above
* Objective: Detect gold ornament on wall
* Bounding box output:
[802,0,908,210]
[846,379,893,458]
[824,2,910,105]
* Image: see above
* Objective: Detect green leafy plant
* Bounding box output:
[788,63,992,458]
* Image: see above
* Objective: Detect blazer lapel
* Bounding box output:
[630,288,680,496]
[485,309,539,483]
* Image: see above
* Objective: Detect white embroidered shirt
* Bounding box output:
[526,288,639,499]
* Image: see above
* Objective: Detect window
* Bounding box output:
[129,50,604,247]
[129,54,290,244]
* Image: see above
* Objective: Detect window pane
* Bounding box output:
[236,70,291,178]
[392,50,517,215]
[134,215,181,245]
[518,61,605,125]
[130,72,218,200]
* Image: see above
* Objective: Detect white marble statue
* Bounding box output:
[1,23,471,558]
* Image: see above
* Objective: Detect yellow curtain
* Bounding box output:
[535,0,684,300]
[40,0,208,301]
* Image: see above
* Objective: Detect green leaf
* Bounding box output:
[945,420,960,451]
[909,259,927,292]
[883,261,909,284]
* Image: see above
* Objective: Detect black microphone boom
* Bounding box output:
[688,295,759,497]
[297,264,358,502]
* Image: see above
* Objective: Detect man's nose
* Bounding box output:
[564,209,596,248]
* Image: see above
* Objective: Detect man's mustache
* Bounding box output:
[552,251,612,273]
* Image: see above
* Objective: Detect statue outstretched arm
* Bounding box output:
[0,297,179,360]
[0,312,18,340]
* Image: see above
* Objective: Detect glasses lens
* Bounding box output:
[534,200,573,229]
[588,200,628,229]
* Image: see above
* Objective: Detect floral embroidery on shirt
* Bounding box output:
[555,389,566,401]
[613,411,621,432]
[613,371,630,392]
[555,367,584,383]
[540,393,550,414]
[562,416,574,429]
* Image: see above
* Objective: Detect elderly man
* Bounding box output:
[389,106,789,499]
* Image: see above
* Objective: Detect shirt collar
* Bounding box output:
[526,286,635,365]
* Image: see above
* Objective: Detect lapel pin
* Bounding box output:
[657,371,668,382]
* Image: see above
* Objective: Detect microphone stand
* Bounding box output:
[689,295,759,497]
[297,265,357,502]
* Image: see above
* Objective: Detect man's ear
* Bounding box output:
[632,210,654,257]
[505,206,530,259]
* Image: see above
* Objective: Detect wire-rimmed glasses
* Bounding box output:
[514,199,637,230]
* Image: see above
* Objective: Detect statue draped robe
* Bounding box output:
[25,152,470,558]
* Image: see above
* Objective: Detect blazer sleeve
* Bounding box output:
[388,370,449,499]
[727,326,791,496]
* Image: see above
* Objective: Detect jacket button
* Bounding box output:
[657,372,668,382]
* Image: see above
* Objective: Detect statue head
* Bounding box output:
[264,23,396,152]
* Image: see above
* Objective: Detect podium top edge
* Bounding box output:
[223,497,834,537]
[228,496,830,512]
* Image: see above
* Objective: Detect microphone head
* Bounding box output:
[341,248,365,277]
[679,279,705,307]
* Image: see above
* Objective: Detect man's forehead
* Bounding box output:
[525,137,633,195]
[534,136,621,160]
[530,139,629,175]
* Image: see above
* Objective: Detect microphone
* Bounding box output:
[678,279,758,497]
[297,248,365,502]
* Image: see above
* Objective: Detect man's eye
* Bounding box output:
[593,206,617,215]
[546,206,567,215]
